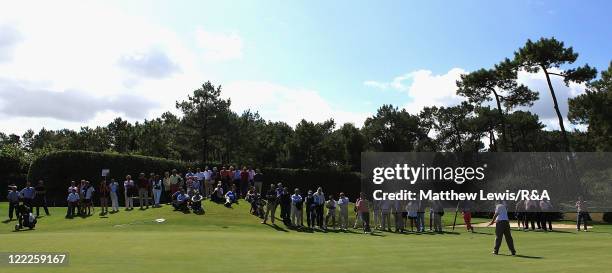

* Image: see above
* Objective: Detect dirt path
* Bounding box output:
[458,222,593,229]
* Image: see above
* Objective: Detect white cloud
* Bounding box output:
[223,81,369,127]
[364,68,467,113]
[363,80,389,90]
[0,2,233,134]
[365,67,588,130]
[195,28,243,62]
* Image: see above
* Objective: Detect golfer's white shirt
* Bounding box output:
[495,204,509,222]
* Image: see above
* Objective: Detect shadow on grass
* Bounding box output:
[12,228,35,233]
[472,231,494,235]
[548,229,575,234]
[498,254,543,259]
[2,219,16,224]
[263,223,289,232]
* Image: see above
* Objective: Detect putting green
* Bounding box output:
[1,202,610,273]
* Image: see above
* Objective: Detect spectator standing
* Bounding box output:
[203,167,213,198]
[109,179,119,213]
[416,199,425,232]
[163,171,171,203]
[324,195,337,230]
[7,185,20,221]
[99,180,109,215]
[305,190,316,229]
[83,181,95,215]
[280,186,292,226]
[232,166,242,194]
[262,184,278,225]
[381,200,392,232]
[248,167,256,188]
[195,168,205,194]
[356,192,371,233]
[254,169,263,194]
[34,180,50,217]
[514,199,525,230]
[152,174,163,208]
[240,167,249,198]
[137,173,150,209]
[337,193,350,231]
[20,181,36,208]
[290,188,303,227]
[460,200,474,233]
[169,170,181,195]
[432,200,444,233]
[539,200,553,231]
[576,196,588,231]
[393,200,404,233]
[124,175,135,210]
[313,187,325,229]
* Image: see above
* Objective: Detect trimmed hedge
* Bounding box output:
[262,168,361,200]
[1,147,28,201]
[28,150,191,205]
[27,150,363,205]
[604,212,612,223]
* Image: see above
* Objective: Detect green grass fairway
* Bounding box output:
[1,202,611,273]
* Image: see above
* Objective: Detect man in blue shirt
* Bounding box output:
[7,185,20,220]
[66,189,80,218]
[174,189,189,212]
[20,181,36,208]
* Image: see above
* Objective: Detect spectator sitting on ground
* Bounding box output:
[224,186,238,208]
[174,189,189,212]
[211,183,224,203]
[66,189,80,218]
[191,191,204,214]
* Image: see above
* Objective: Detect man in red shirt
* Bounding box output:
[240,166,249,198]
[137,172,150,209]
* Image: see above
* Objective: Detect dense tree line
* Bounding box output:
[1,38,610,171]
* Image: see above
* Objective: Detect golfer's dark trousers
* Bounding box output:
[524,211,536,230]
[577,212,588,230]
[306,207,316,227]
[67,202,76,217]
[540,212,552,230]
[494,220,516,254]
[8,202,19,220]
[361,212,371,232]
[23,198,34,209]
[316,204,324,227]
[35,195,50,216]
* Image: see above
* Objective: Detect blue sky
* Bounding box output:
[0,0,610,134]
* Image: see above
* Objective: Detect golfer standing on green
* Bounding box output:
[488,201,516,256]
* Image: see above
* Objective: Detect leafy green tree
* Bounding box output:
[336,123,366,171]
[426,102,483,152]
[504,111,546,151]
[176,82,231,162]
[257,121,293,167]
[457,59,538,151]
[288,119,336,169]
[514,37,597,151]
[107,117,135,153]
[568,61,612,151]
[363,105,423,152]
